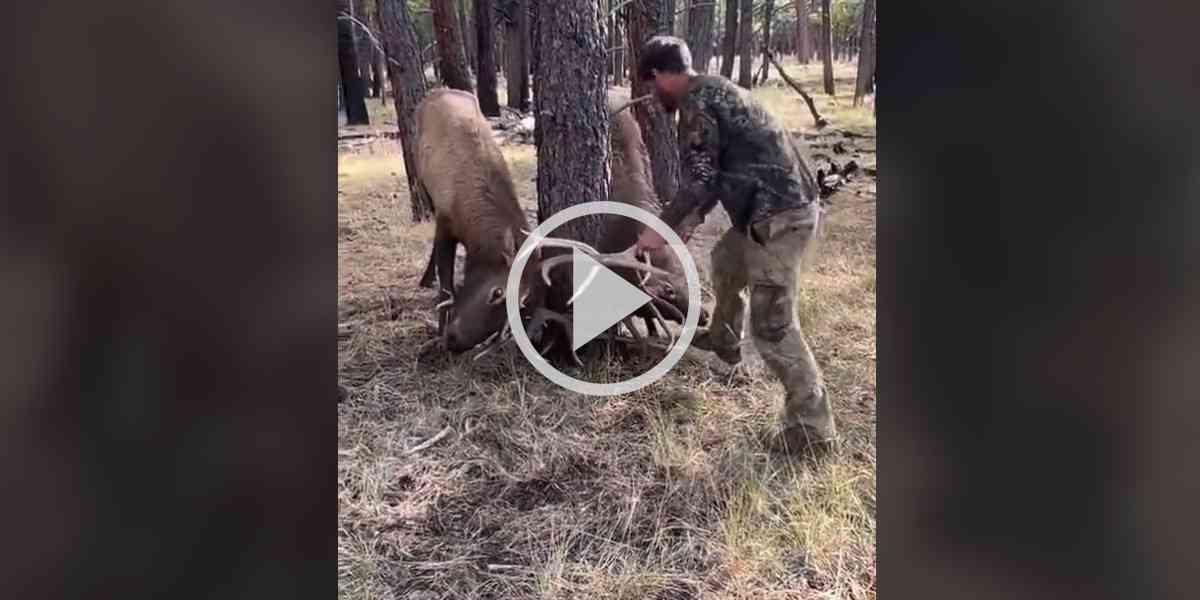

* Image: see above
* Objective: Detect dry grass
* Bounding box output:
[338,58,875,599]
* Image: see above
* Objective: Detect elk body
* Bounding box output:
[413,89,668,356]
[414,89,544,352]
[604,90,709,331]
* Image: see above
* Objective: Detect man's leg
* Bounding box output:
[744,207,836,455]
[693,228,749,364]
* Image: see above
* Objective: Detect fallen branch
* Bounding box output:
[765,51,827,129]
[405,426,453,455]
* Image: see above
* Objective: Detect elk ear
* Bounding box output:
[501,229,516,266]
[488,286,505,305]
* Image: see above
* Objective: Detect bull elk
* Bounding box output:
[413,89,666,356]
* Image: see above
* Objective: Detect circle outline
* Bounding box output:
[505,201,701,396]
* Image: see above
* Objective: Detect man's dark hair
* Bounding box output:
[637,36,693,81]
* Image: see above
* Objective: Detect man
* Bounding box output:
[633,36,836,457]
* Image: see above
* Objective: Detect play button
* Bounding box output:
[505,201,702,396]
[569,250,652,351]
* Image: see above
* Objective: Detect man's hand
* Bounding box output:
[635,227,667,256]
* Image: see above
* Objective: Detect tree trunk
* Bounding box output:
[458,0,475,67]
[431,0,475,92]
[338,0,370,124]
[820,0,834,94]
[372,47,385,102]
[853,0,875,105]
[794,0,808,62]
[504,0,530,110]
[474,0,499,115]
[687,0,716,73]
[626,0,681,204]
[350,0,375,98]
[530,0,540,116]
[534,0,609,246]
[677,0,689,38]
[736,0,753,88]
[378,0,434,221]
[720,0,738,78]
[754,0,776,85]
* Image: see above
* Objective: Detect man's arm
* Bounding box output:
[659,100,722,239]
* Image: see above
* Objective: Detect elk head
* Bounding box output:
[443,230,545,353]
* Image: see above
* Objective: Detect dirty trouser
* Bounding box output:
[706,205,835,441]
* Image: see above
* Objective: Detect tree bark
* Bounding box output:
[687,0,716,73]
[820,0,834,94]
[378,0,434,221]
[474,0,499,115]
[534,0,609,247]
[458,0,475,67]
[350,0,375,98]
[853,0,875,105]
[736,0,753,88]
[503,0,530,110]
[338,0,370,124]
[719,0,738,78]
[627,0,681,205]
[431,0,475,92]
[754,0,776,85]
[372,47,385,101]
[530,0,540,117]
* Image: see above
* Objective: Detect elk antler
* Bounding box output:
[533,237,674,287]
[524,306,583,367]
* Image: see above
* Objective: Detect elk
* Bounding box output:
[414,89,667,356]
[600,90,709,335]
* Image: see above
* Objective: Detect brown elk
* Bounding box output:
[413,89,667,355]
[600,90,709,334]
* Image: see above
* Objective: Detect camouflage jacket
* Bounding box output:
[659,75,820,237]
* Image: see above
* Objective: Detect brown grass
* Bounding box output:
[338,59,874,599]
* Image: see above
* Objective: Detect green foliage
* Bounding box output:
[831,0,864,44]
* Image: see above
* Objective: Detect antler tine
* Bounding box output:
[638,253,652,285]
[539,254,575,286]
[472,320,514,361]
[651,296,685,323]
[646,300,676,347]
[528,236,603,256]
[598,256,675,279]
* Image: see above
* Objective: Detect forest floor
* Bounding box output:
[338,60,876,600]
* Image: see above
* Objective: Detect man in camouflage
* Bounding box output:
[634,36,835,457]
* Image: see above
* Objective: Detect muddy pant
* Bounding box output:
[707,205,835,440]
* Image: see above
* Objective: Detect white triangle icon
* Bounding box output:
[570,250,651,351]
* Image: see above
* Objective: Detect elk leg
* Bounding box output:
[418,241,438,288]
[434,224,457,335]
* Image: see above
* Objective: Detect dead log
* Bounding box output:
[765,51,827,129]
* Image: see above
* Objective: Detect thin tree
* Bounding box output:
[338,0,370,124]
[351,0,375,98]
[378,0,434,221]
[736,0,753,88]
[720,0,738,78]
[502,0,530,110]
[753,0,776,85]
[626,0,681,203]
[853,0,875,106]
[820,0,834,94]
[474,0,499,115]
[534,0,609,246]
[458,0,475,67]
[431,0,475,92]
[688,0,716,73]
